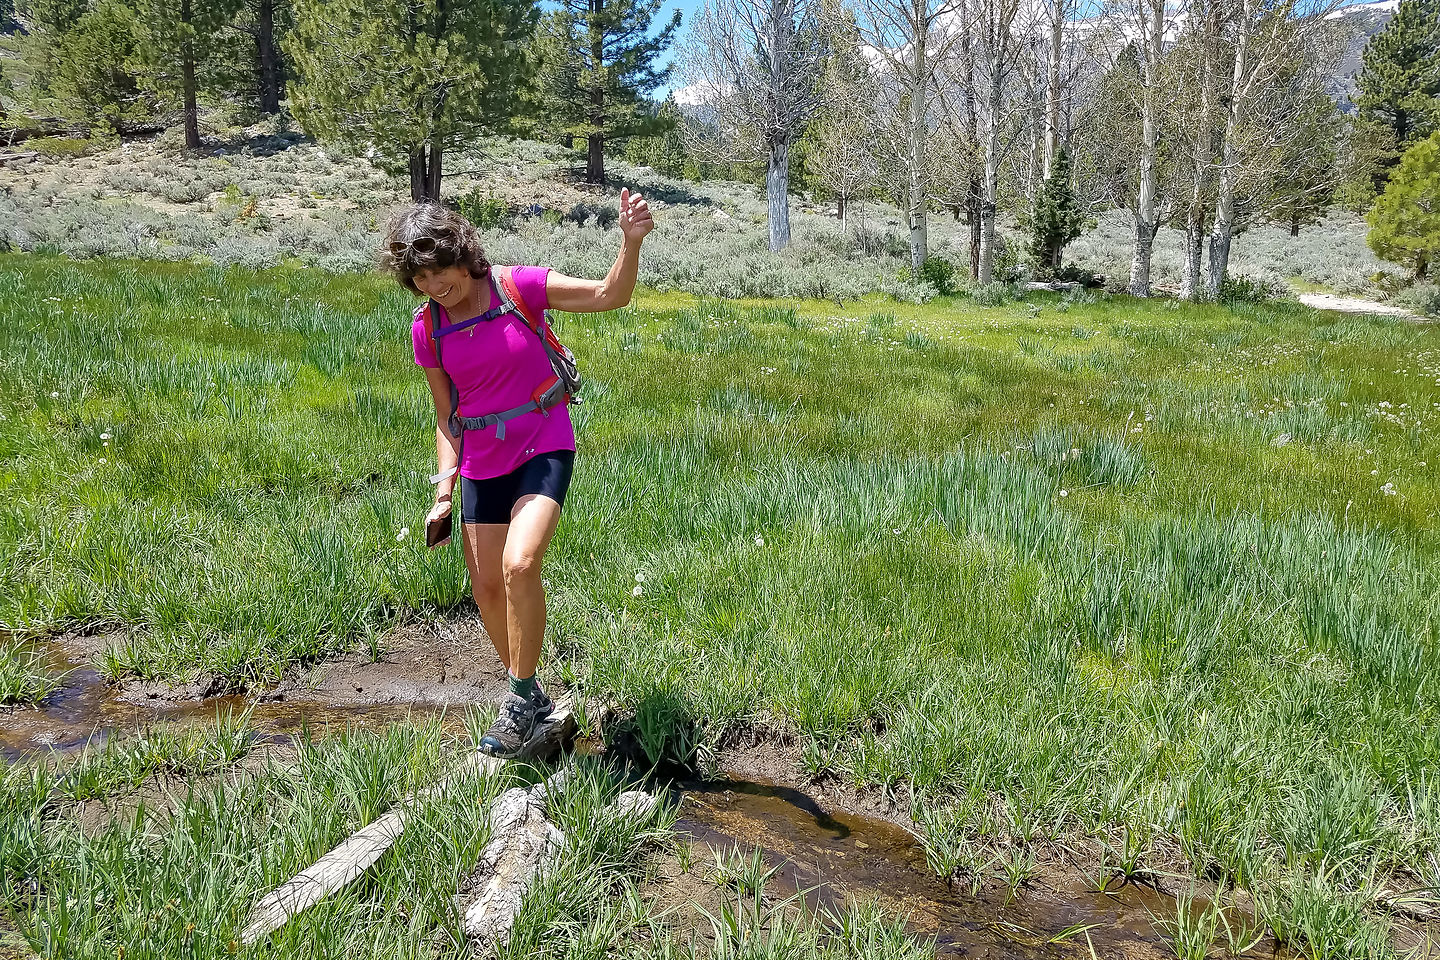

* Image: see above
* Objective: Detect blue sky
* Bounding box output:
[655,0,702,94]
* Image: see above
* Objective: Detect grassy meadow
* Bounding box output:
[3,252,1440,955]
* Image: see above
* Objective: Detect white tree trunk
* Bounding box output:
[1181,13,1216,302]
[1043,1,1063,179]
[907,22,929,272]
[977,65,1002,284]
[1128,0,1162,298]
[1207,0,1250,297]
[767,140,792,251]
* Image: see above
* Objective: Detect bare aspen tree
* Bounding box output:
[805,0,881,225]
[1205,0,1343,295]
[852,0,965,271]
[973,0,1027,283]
[1123,0,1172,296]
[1172,0,1224,300]
[682,0,825,251]
[1043,0,1070,178]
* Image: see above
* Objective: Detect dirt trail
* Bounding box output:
[1297,292,1419,318]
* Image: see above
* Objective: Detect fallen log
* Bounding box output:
[456,775,662,952]
[459,782,567,949]
[240,697,577,944]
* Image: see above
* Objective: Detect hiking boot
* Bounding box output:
[478,691,554,758]
[530,679,554,716]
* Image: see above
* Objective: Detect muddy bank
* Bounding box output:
[665,777,1265,960]
[1,621,507,760]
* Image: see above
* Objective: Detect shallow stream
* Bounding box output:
[2,649,1264,958]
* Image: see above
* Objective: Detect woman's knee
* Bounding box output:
[502,549,541,585]
[472,570,505,605]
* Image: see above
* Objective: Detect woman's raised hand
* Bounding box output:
[618,188,654,244]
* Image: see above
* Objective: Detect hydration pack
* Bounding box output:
[420,265,583,444]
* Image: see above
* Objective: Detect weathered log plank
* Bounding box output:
[458,782,566,949]
[456,775,662,952]
[240,698,576,944]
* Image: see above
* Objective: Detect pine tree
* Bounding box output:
[1357,0,1440,180]
[802,1,877,224]
[621,97,695,179]
[1367,130,1440,280]
[285,0,539,201]
[131,0,246,148]
[544,0,679,184]
[1024,145,1088,280]
[204,0,290,116]
[17,0,156,135]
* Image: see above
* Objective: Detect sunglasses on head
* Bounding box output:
[389,231,451,255]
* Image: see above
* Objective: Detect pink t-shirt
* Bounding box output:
[412,265,576,480]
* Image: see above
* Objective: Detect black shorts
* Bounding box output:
[460,450,575,525]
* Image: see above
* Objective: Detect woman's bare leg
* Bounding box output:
[462,522,512,671]
[501,493,564,682]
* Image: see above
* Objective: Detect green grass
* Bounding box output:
[2,254,1440,954]
[0,722,921,959]
[0,641,62,705]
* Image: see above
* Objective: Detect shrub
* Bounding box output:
[27,137,92,158]
[1055,264,1104,288]
[215,184,259,223]
[920,255,958,295]
[1393,282,1440,317]
[457,189,510,229]
[1219,273,1293,304]
[566,201,618,228]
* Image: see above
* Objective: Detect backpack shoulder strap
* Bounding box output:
[419,299,462,440]
[491,265,544,332]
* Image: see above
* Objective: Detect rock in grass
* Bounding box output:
[615,790,660,818]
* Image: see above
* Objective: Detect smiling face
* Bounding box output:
[412,265,475,312]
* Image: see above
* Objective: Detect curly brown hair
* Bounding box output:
[379,203,492,296]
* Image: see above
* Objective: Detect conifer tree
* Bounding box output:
[286,0,539,201]
[1357,0,1440,177]
[133,0,246,148]
[1024,146,1088,279]
[17,0,155,134]
[1368,130,1440,280]
[544,0,679,184]
[801,1,876,224]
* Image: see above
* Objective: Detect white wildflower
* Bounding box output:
[49,391,58,399]
[100,432,111,440]
[1381,482,1397,496]
[635,571,646,583]
[1059,489,1069,498]
[396,527,409,542]
[631,584,644,597]
[97,458,106,465]
[754,536,765,547]
[1371,469,1379,476]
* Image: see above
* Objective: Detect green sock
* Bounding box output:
[509,673,536,699]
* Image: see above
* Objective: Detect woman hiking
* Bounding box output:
[381,189,654,758]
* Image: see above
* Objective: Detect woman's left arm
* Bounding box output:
[546,188,654,314]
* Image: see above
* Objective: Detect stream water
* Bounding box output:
[0,643,468,760]
[672,779,1259,960]
[2,649,1270,958]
